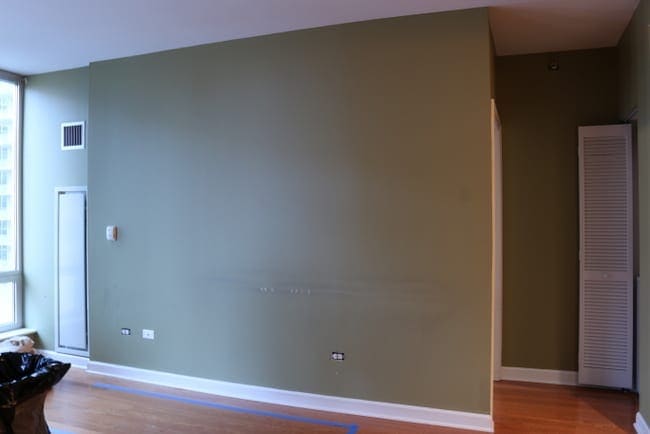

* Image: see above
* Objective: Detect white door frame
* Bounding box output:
[491,99,503,385]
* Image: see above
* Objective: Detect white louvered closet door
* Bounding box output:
[579,124,633,389]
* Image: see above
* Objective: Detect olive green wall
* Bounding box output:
[87,9,493,412]
[23,68,89,348]
[496,49,619,371]
[618,0,649,420]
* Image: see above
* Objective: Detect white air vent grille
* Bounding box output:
[61,122,85,150]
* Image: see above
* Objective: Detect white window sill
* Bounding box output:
[0,328,36,341]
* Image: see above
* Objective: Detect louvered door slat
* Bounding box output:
[578,124,633,389]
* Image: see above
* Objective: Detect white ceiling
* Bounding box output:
[3,0,639,75]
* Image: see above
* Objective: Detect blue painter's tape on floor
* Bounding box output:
[51,429,74,434]
[93,382,359,434]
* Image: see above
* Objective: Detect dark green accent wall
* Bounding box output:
[23,68,88,349]
[86,9,493,412]
[496,49,619,371]
[618,0,649,419]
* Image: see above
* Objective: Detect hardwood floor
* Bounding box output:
[494,381,637,433]
[43,368,638,433]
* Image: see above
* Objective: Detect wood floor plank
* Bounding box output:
[42,369,637,433]
[493,381,637,433]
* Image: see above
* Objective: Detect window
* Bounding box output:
[0,220,9,236]
[0,282,16,327]
[0,73,22,332]
[0,170,10,186]
[0,95,10,113]
[0,121,10,138]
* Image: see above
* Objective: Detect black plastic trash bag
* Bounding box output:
[0,352,71,434]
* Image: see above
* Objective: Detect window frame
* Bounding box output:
[0,69,23,332]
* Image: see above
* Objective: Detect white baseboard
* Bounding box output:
[40,350,89,369]
[500,366,577,386]
[635,412,650,434]
[87,361,493,432]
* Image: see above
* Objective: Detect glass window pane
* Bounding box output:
[0,146,10,161]
[0,80,17,273]
[0,281,15,326]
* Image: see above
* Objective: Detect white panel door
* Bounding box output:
[56,189,88,355]
[579,124,633,389]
